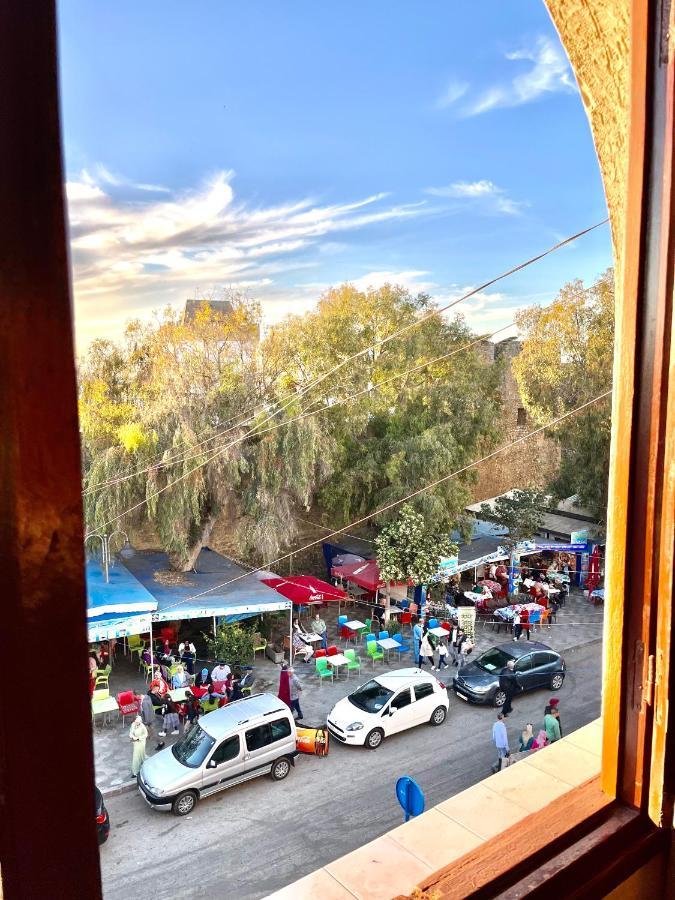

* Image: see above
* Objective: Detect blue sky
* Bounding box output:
[57,0,613,348]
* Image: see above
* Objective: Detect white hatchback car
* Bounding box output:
[327,667,449,749]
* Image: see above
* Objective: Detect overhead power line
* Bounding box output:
[82,218,608,496]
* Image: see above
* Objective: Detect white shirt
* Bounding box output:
[179,642,196,655]
[212,664,231,680]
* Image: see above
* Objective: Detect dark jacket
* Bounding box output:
[499,666,518,693]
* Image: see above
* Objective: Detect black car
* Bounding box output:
[453,642,565,707]
[95,786,110,844]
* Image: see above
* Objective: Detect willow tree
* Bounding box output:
[512,270,614,520]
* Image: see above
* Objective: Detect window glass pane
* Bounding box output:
[269,718,292,741]
[212,736,240,764]
[534,651,556,667]
[392,688,412,708]
[246,724,271,751]
[515,655,533,672]
[414,683,434,700]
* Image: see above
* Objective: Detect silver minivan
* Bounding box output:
[137,693,298,815]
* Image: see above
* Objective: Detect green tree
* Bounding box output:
[512,270,614,520]
[479,489,547,545]
[375,504,457,584]
[205,622,255,666]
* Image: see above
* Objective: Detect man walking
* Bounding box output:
[499,659,517,716]
[289,666,304,721]
[311,612,328,650]
[491,712,510,773]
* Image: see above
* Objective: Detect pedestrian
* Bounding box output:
[140,691,156,733]
[278,663,291,707]
[289,666,303,721]
[436,638,450,671]
[519,723,535,751]
[420,630,434,668]
[499,659,518,716]
[412,617,423,667]
[549,698,563,736]
[491,712,510,773]
[129,716,148,778]
[160,698,180,736]
[457,633,474,669]
[451,628,466,666]
[311,612,328,650]
[520,608,531,640]
[544,705,561,742]
[513,612,522,641]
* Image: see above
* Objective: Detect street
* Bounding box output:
[100,639,602,900]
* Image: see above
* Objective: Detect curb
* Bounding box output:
[101,779,138,800]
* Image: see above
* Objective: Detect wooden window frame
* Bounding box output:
[0,1,672,897]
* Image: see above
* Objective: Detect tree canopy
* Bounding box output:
[80,284,503,569]
[479,489,547,546]
[511,270,614,520]
[375,504,457,584]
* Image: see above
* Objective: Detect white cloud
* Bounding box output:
[67,168,429,347]
[435,79,469,109]
[461,36,576,117]
[424,180,526,216]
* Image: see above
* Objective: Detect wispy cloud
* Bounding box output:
[464,36,576,116]
[435,79,469,109]
[424,180,525,216]
[66,168,429,345]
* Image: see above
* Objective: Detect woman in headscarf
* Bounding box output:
[129,716,148,778]
[278,663,292,707]
[148,673,169,707]
[171,664,188,689]
[195,667,212,689]
[519,723,535,752]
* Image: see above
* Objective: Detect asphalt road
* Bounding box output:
[101,640,602,900]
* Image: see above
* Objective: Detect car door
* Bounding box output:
[514,654,535,692]
[201,734,244,796]
[532,650,558,688]
[411,681,437,724]
[244,717,293,772]
[382,687,414,735]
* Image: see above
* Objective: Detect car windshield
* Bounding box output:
[476,647,514,672]
[348,679,393,713]
[171,724,216,768]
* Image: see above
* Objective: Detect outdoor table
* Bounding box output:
[169,687,190,702]
[304,632,324,643]
[326,653,349,675]
[376,637,401,661]
[428,626,449,638]
[91,696,118,727]
[345,620,366,641]
[463,591,484,603]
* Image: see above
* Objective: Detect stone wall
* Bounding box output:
[470,337,561,502]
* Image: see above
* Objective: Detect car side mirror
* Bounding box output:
[207,759,217,769]
[389,707,396,716]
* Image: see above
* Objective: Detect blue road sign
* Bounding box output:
[396,776,425,822]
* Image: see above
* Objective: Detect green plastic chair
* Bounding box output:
[315,657,334,685]
[366,642,384,666]
[361,618,372,640]
[344,648,361,677]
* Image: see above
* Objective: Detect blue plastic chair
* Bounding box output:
[338,614,348,626]
[365,633,376,643]
[400,599,410,610]
[378,630,389,640]
[428,618,439,628]
[393,633,410,653]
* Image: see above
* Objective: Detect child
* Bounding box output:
[159,698,180,736]
[436,639,449,671]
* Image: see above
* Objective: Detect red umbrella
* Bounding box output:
[260,575,347,606]
[331,559,383,591]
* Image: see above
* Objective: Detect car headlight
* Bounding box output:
[346,722,364,731]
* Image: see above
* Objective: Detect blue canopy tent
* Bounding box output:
[86,559,158,643]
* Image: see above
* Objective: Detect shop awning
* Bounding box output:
[86,559,158,642]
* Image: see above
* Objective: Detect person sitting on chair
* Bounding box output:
[292,622,314,663]
[171,664,189,689]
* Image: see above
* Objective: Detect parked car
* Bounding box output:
[327,668,449,749]
[95,786,110,844]
[138,693,297,816]
[453,642,566,706]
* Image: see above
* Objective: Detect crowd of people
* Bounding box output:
[491,697,563,772]
[412,616,474,671]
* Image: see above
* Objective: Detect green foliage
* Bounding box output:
[512,270,614,519]
[205,622,255,666]
[375,504,457,584]
[480,489,547,545]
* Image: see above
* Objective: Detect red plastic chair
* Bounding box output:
[326,645,338,656]
[441,621,452,632]
[117,690,140,724]
[401,611,412,632]
[315,648,327,659]
[339,626,351,640]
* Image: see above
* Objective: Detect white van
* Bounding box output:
[138,693,297,815]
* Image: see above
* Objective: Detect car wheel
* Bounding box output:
[550,673,564,690]
[430,705,447,726]
[365,728,384,749]
[271,757,291,781]
[172,791,197,816]
[493,689,507,708]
